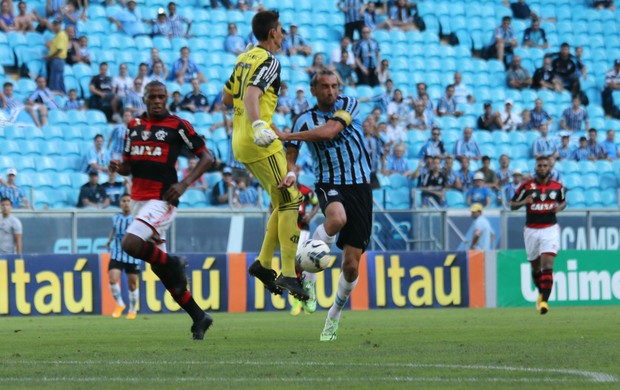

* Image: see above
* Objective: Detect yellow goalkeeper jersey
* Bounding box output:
[224,45,283,163]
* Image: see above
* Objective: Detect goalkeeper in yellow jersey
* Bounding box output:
[222,10,307,301]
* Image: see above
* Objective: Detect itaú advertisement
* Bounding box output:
[496,250,620,307]
[0,255,101,316]
[0,251,483,316]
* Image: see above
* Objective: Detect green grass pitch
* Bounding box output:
[1,307,619,389]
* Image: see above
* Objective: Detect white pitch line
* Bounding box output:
[1,360,616,383]
[0,376,582,384]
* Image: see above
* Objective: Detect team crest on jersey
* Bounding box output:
[540,193,547,201]
[155,129,167,141]
[130,130,137,137]
[327,189,339,196]
[549,191,557,200]
[141,130,151,141]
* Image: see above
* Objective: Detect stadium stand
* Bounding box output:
[0,0,619,211]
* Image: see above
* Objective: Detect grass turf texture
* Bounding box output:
[1,307,619,389]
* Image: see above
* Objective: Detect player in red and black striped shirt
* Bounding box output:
[109,80,215,339]
[510,156,566,315]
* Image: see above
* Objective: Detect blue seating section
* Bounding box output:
[1,0,619,209]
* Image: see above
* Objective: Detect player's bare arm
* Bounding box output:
[276,120,345,143]
[108,159,131,176]
[163,149,213,204]
[278,146,299,189]
[510,194,534,210]
[221,88,233,107]
[244,85,263,122]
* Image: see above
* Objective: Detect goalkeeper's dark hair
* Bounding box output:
[310,69,338,87]
[252,10,280,41]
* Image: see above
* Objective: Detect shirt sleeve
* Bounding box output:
[330,96,359,128]
[249,55,280,92]
[287,114,309,149]
[12,218,22,235]
[178,118,206,154]
[511,181,527,202]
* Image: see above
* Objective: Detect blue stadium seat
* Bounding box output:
[86,109,107,125]
[446,190,466,208]
[388,174,409,189]
[566,189,586,208]
[36,156,58,172]
[589,191,604,208]
[32,190,50,209]
[179,189,207,208]
[578,160,597,174]
[561,160,579,174]
[386,188,410,210]
[0,45,15,66]
[582,173,600,189]
[563,174,584,190]
[600,189,618,207]
[67,110,87,125]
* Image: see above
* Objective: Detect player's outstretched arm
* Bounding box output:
[109,159,131,176]
[275,118,345,143]
[278,147,299,189]
[245,86,277,147]
[164,149,213,204]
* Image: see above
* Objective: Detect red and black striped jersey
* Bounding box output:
[297,184,317,230]
[122,112,206,204]
[512,178,566,228]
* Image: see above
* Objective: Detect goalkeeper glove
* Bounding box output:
[253,120,278,147]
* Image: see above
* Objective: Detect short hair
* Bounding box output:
[310,69,337,87]
[144,80,167,96]
[121,193,131,198]
[579,136,587,142]
[502,16,511,22]
[100,62,108,67]
[482,155,490,162]
[536,155,550,161]
[446,84,455,90]
[1,197,11,205]
[3,82,12,88]
[561,42,570,48]
[94,134,103,141]
[588,128,597,133]
[68,88,76,94]
[252,10,280,41]
[168,1,175,6]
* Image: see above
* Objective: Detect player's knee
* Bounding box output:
[121,234,143,258]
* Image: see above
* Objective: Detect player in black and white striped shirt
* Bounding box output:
[106,194,141,319]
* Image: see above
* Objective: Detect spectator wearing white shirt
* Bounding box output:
[500,99,522,131]
[330,36,355,66]
[386,89,409,119]
[385,113,407,147]
[453,72,473,106]
[407,100,434,130]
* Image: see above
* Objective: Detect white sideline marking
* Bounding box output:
[1,360,616,383]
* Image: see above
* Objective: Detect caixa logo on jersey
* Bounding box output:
[129,142,169,162]
[530,203,556,211]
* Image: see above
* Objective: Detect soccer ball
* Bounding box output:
[296,239,331,273]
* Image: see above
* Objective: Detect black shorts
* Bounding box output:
[108,259,141,274]
[315,183,372,251]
